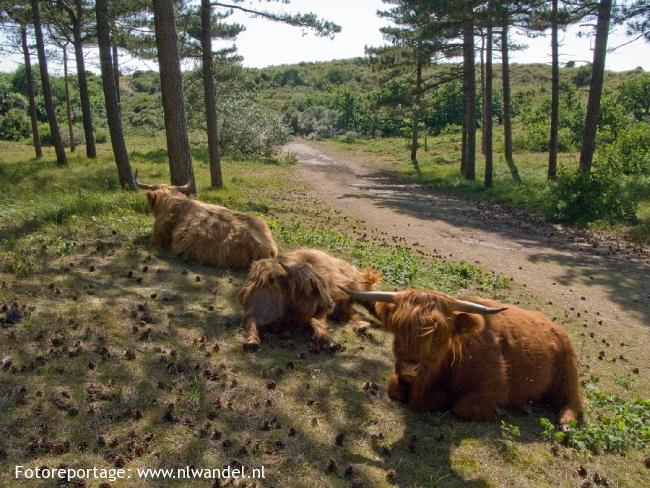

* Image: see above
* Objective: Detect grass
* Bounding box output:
[1,137,649,487]
[320,132,650,244]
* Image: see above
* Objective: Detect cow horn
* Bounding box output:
[448,299,507,315]
[340,287,396,303]
[175,180,191,194]
[134,169,156,190]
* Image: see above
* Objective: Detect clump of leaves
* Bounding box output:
[499,421,521,442]
[539,378,650,454]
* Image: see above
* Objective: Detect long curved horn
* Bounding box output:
[448,299,507,315]
[174,180,191,194]
[340,287,396,303]
[134,169,157,190]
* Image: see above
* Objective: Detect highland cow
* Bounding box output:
[342,288,582,427]
[239,248,381,351]
[136,171,278,270]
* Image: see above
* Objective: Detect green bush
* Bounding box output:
[0,108,31,141]
[95,130,108,144]
[547,166,637,226]
[513,122,574,152]
[600,122,650,175]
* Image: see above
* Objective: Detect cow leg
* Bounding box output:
[310,317,335,349]
[243,319,261,352]
[387,371,410,403]
[452,391,501,421]
[409,384,452,412]
[350,313,371,334]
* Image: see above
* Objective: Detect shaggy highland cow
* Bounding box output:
[239,248,380,351]
[136,172,278,270]
[343,288,582,427]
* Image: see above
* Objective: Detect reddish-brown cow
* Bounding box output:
[343,288,582,426]
[136,172,278,270]
[239,248,380,351]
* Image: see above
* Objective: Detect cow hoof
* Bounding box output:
[559,423,571,433]
[325,342,342,353]
[243,340,260,352]
[353,321,370,335]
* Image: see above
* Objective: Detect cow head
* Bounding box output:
[240,257,335,332]
[341,288,506,361]
[135,169,191,212]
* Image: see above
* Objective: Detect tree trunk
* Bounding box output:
[424,127,428,152]
[579,0,612,174]
[112,23,121,106]
[461,120,467,176]
[201,0,223,188]
[96,0,135,189]
[548,0,559,180]
[480,30,486,155]
[31,0,66,165]
[21,24,41,159]
[501,23,520,182]
[410,49,423,166]
[153,0,196,193]
[462,13,476,180]
[62,45,75,152]
[74,0,96,158]
[484,20,494,188]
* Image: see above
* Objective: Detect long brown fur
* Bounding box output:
[373,289,582,425]
[239,248,380,351]
[144,187,278,270]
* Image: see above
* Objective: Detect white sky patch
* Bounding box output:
[1,0,648,75]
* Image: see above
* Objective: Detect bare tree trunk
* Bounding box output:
[484,19,494,187]
[548,0,559,180]
[201,0,223,188]
[501,23,520,181]
[462,13,476,180]
[96,0,135,189]
[111,22,121,106]
[153,0,196,194]
[31,0,66,165]
[579,0,612,174]
[63,45,75,152]
[479,29,480,154]
[461,120,467,176]
[410,49,423,166]
[74,0,96,158]
[20,24,41,159]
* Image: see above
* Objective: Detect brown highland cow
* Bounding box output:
[343,288,582,426]
[239,248,380,351]
[136,172,278,270]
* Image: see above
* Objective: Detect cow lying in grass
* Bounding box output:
[136,171,278,270]
[343,288,582,427]
[239,248,381,351]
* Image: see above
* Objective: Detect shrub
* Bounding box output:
[547,166,637,226]
[513,122,574,152]
[600,122,650,175]
[95,130,108,144]
[0,108,30,141]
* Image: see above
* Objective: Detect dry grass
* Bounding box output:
[0,138,648,487]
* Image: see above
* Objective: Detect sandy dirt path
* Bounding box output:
[285,139,650,335]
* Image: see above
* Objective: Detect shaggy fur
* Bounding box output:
[373,290,582,425]
[239,248,380,351]
[144,187,278,270]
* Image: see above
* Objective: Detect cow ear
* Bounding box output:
[452,312,484,337]
[146,191,158,210]
[311,275,334,316]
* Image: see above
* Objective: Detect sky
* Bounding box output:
[1,0,649,75]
